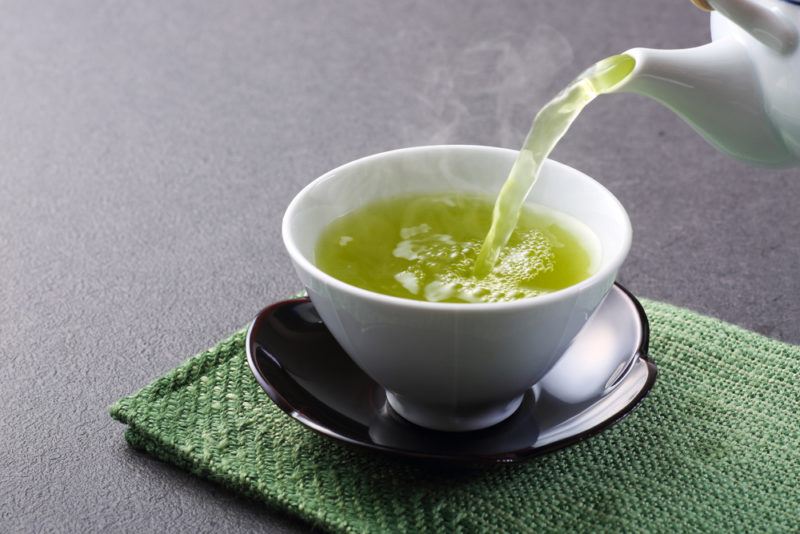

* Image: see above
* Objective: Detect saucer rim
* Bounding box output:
[245,283,657,464]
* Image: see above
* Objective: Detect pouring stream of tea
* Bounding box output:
[474,54,636,277]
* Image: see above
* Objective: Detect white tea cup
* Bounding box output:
[283,145,631,432]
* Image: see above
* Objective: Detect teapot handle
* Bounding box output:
[691,0,714,11]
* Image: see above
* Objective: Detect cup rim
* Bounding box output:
[282,145,632,312]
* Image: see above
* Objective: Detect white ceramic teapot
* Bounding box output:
[615,0,800,166]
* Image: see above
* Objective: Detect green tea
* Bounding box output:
[474,54,635,276]
[315,193,596,304]
[314,53,634,303]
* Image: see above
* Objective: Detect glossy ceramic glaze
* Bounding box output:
[282,145,632,431]
[617,0,800,165]
[245,284,657,464]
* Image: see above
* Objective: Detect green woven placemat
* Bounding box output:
[110,299,800,533]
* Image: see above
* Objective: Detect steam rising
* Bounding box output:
[408,26,574,149]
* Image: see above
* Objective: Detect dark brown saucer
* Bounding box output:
[245,283,656,464]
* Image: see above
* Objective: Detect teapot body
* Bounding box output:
[617,0,800,166]
[710,1,800,159]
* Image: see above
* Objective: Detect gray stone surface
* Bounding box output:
[1,0,797,532]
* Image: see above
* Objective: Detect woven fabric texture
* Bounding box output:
[110,299,800,533]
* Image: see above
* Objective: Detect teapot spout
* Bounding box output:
[614,38,794,166]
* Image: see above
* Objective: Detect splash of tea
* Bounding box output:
[474,54,636,276]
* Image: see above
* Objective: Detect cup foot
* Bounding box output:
[385,392,525,432]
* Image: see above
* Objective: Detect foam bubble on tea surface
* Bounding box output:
[315,193,596,304]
